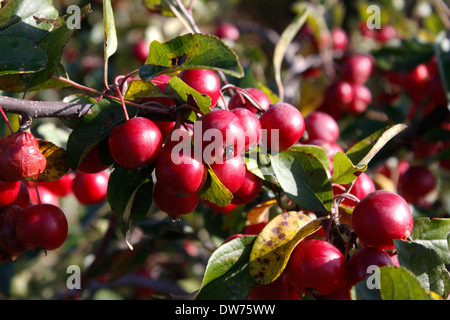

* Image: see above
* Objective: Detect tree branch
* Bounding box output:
[0,95,94,120]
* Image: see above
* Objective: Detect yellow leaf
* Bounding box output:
[249,211,325,284]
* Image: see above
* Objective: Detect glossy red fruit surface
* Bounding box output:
[215,22,240,41]
[331,27,348,53]
[0,179,20,207]
[352,190,413,251]
[346,247,395,287]
[259,102,305,152]
[178,69,221,108]
[230,107,262,151]
[152,183,199,218]
[133,39,150,63]
[304,111,340,143]
[155,146,206,195]
[334,172,376,206]
[248,271,302,300]
[109,117,162,170]
[287,239,347,296]
[0,132,47,182]
[72,171,109,205]
[398,166,436,205]
[27,184,59,207]
[0,205,27,261]
[231,169,262,205]
[196,109,245,163]
[228,88,271,113]
[39,172,75,197]
[203,199,238,214]
[339,54,373,84]
[348,83,372,114]
[209,155,246,193]
[16,203,68,251]
[78,144,110,174]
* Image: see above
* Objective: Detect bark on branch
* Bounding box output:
[0,95,94,120]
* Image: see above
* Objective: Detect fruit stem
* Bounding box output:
[0,106,14,134]
[34,182,42,204]
[115,75,130,121]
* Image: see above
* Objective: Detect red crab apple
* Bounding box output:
[352,190,413,251]
[209,155,246,193]
[339,54,373,84]
[108,117,162,170]
[39,172,75,197]
[0,179,20,207]
[152,182,199,219]
[259,102,305,152]
[16,203,68,251]
[0,205,27,261]
[72,171,109,205]
[230,107,262,151]
[195,109,245,163]
[133,39,150,63]
[248,271,302,300]
[0,131,47,182]
[304,111,340,144]
[231,169,262,205]
[228,88,272,113]
[398,166,436,206]
[346,247,395,287]
[27,184,59,207]
[178,69,221,108]
[155,146,207,195]
[287,239,347,296]
[214,22,240,41]
[78,144,110,174]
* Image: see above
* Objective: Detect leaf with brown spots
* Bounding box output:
[29,139,69,182]
[248,211,325,285]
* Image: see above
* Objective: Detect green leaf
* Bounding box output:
[164,76,211,118]
[372,39,435,72]
[139,33,244,80]
[270,148,333,213]
[0,3,91,92]
[410,217,450,265]
[0,36,47,76]
[248,212,323,284]
[102,0,117,84]
[196,235,257,300]
[107,165,154,249]
[345,124,407,167]
[434,31,450,106]
[380,266,440,300]
[0,0,58,42]
[65,99,138,170]
[124,80,162,101]
[332,151,367,185]
[291,144,329,171]
[197,165,233,207]
[395,240,450,298]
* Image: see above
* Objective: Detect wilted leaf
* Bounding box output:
[31,139,68,182]
[249,211,324,284]
[346,124,407,167]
